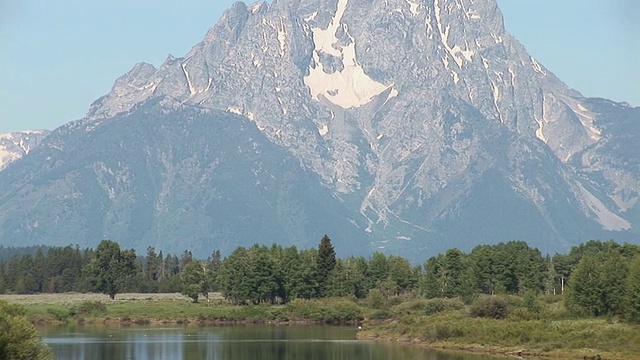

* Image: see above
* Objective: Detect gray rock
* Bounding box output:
[0,130,50,170]
[0,0,637,260]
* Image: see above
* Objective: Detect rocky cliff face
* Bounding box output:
[0,130,50,170]
[0,0,637,259]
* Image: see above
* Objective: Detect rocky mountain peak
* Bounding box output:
[81,0,637,235]
[0,0,636,259]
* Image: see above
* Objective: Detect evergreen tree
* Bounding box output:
[206,250,222,292]
[624,256,640,323]
[443,248,465,297]
[423,256,444,298]
[316,235,336,297]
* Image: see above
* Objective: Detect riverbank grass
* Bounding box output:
[5,293,640,359]
[1,293,365,325]
[358,296,640,359]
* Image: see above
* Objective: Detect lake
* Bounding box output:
[41,325,503,360]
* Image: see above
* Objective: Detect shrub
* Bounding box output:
[0,300,53,359]
[69,301,107,317]
[508,307,539,321]
[365,289,385,309]
[369,310,393,320]
[392,298,464,316]
[469,296,509,319]
[46,308,70,322]
[284,298,364,323]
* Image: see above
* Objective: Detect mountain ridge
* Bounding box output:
[0,0,637,260]
[0,130,50,171]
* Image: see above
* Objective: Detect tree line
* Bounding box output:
[1,237,640,321]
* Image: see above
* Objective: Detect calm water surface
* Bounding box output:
[41,325,503,360]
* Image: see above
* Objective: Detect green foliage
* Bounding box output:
[180,260,209,303]
[216,245,280,305]
[0,300,52,360]
[392,298,464,316]
[316,235,336,298]
[2,237,640,328]
[624,256,640,323]
[84,240,137,299]
[366,252,390,289]
[76,300,107,314]
[469,296,509,319]
[566,250,630,317]
[284,298,364,324]
[364,288,385,309]
[45,307,71,321]
[524,290,543,314]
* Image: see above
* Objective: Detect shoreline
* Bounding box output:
[5,293,638,360]
[356,322,630,360]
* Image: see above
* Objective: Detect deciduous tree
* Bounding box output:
[180,260,208,303]
[84,240,137,300]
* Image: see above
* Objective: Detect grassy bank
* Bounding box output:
[4,293,640,359]
[357,296,640,359]
[0,293,364,326]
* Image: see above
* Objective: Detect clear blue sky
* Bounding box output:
[1,0,638,133]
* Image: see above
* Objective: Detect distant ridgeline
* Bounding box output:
[1,238,640,319]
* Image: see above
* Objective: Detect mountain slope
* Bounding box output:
[0,102,369,256]
[0,130,49,170]
[0,0,637,259]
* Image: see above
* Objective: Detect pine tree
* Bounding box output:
[624,256,640,323]
[316,235,336,297]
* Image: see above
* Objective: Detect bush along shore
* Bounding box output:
[356,295,640,360]
[16,295,365,326]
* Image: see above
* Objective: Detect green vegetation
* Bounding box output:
[2,237,640,357]
[180,260,212,303]
[358,294,640,359]
[3,294,364,326]
[84,240,137,299]
[0,300,52,359]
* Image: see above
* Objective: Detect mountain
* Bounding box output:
[0,0,637,260]
[0,130,50,171]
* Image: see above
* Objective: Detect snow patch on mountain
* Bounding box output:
[405,0,420,15]
[434,0,475,68]
[303,0,391,108]
[0,130,50,170]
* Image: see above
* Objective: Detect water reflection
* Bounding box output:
[42,325,502,360]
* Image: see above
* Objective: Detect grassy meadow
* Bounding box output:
[0,292,364,326]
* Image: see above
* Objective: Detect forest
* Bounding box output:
[1,237,640,322]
